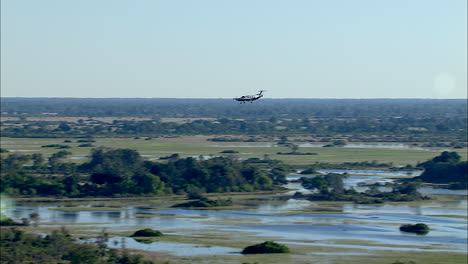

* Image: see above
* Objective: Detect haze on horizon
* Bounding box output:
[1,0,466,99]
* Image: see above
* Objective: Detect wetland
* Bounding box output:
[4,170,467,263]
[1,98,467,263]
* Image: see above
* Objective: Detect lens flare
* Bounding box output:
[433,73,456,97]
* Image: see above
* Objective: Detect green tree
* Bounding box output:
[417,152,466,185]
[301,176,329,194]
[31,153,45,170]
[131,172,165,194]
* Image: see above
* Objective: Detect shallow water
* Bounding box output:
[7,170,467,256]
[288,170,465,196]
[9,197,467,255]
[85,237,240,256]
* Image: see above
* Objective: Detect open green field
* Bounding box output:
[2,136,466,166]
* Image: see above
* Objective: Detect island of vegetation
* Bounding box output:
[131,228,163,237]
[414,151,467,189]
[242,241,290,254]
[399,223,430,235]
[296,173,428,204]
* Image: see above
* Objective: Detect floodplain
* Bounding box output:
[1,98,467,263]
[2,136,467,264]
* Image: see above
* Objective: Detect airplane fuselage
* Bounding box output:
[234,92,264,103]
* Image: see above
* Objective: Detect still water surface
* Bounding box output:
[7,170,468,256]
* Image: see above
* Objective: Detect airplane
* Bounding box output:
[234,90,266,103]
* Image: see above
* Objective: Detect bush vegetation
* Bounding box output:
[219,150,239,153]
[131,229,163,237]
[0,147,288,197]
[242,241,289,254]
[415,151,467,188]
[0,228,155,264]
[299,168,317,174]
[0,216,29,226]
[399,223,430,234]
[299,173,428,203]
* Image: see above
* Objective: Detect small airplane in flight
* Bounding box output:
[234,90,266,104]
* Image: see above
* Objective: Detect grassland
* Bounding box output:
[2,136,466,166]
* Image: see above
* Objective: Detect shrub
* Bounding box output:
[0,217,28,226]
[300,168,317,174]
[242,241,289,254]
[219,150,239,153]
[130,228,163,237]
[77,139,96,143]
[41,144,71,149]
[399,223,429,234]
[159,153,179,160]
[78,143,94,147]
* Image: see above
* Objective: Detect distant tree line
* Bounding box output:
[2,99,466,146]
[2,98,466,119]
[2,116,466,144]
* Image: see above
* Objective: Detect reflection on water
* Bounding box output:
[61,212,79,222]
[256,199,314,214]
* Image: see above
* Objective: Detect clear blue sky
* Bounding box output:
[1,0,466,98]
